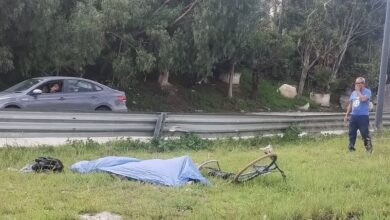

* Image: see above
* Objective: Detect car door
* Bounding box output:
[62,79,101,111]
[23,80,67,111]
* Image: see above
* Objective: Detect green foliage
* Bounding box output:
[0,0,103,78]
[282,124,302,142]
[192,0,262,79]
[311,66,332,92]
[0,47,14,72]
[259,80,309,111]
[0,0,16,73]
[342,37,382,90]
[288,0,385,95]
[108,138,150,152]
[112,52,137,89]
[100,0,192,87]
[246,28,297,81]
[66,1,104,67]
[150,133,212,152]
[135,49,156,73]
[66,138,101,155]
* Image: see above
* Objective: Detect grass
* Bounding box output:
[258,80,317,111]
[1,134,390,219]
[125,75,316,113]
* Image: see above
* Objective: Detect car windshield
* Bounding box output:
[4,79,43,92]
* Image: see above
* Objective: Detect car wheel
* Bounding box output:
[4,105,20,110]
[95,106,111,111]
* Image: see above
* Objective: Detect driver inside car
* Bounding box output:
[49,83,61,93]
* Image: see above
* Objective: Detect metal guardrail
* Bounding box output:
[0,111,159,138]
[163,112,390,137]
[1,111,389,139]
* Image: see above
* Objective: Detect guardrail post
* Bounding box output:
[153,112,167,139]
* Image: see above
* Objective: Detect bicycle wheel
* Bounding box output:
[233,154,277,183]
[198,160,220,171]
[198,160,235,180]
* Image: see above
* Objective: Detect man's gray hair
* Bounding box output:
[356,77,366,83]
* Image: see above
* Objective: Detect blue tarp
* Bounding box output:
[70,156,208,186]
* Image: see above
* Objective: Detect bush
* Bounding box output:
[150,133,212,152]
[282,125,302,142]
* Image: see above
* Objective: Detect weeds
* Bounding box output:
[150,133,212,152]
[282,124,302,142]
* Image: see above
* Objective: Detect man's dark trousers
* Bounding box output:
[348,115,370,149]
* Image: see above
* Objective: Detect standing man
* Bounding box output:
[344,77,373,153]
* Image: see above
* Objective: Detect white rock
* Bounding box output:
[297,102,310,111]
[277,84,297,99]
[219,73,241,84]
[310,92,330,107]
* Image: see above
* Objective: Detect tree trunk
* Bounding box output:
[297,43,320,96]
[328,19,360,87]
[297,42,309,97]
[298,67,309,97]
[278,0,285,35]
[329,37,351,84]
[228,60,236,98]
[158,70,171,90]
[251,71,259,99]
[270,0,279,29]
[298,48,311,97]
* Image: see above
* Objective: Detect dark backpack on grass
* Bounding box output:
[32,157,64,172]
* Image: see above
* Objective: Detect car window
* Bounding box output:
[66,79,97,93]
[95,85,103,91]
[4,79,43,92]
[36,80,64,94]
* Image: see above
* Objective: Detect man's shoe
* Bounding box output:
[348,147,356,152]
[365,142,373,154]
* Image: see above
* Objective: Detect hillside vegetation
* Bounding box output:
[126,77,317,112]
[0,0,385,111]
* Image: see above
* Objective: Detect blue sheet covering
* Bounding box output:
[70,156,208,186]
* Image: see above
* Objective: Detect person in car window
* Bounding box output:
[50,83,60,93]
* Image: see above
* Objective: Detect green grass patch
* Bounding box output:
[258,80,316,111]
[125,78,315,113]
[1,133,390,219]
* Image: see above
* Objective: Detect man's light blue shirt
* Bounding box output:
[349,88,371,116]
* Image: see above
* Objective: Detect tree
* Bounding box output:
[245,29,295,99]
[0,0,102,79]
[0,0,22,74]
[41,0,103,76]
[101,0,196,90]
[192,0,263,98]
[287,0,386,96]
[320,0,386,87]
[283,0,338,96]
